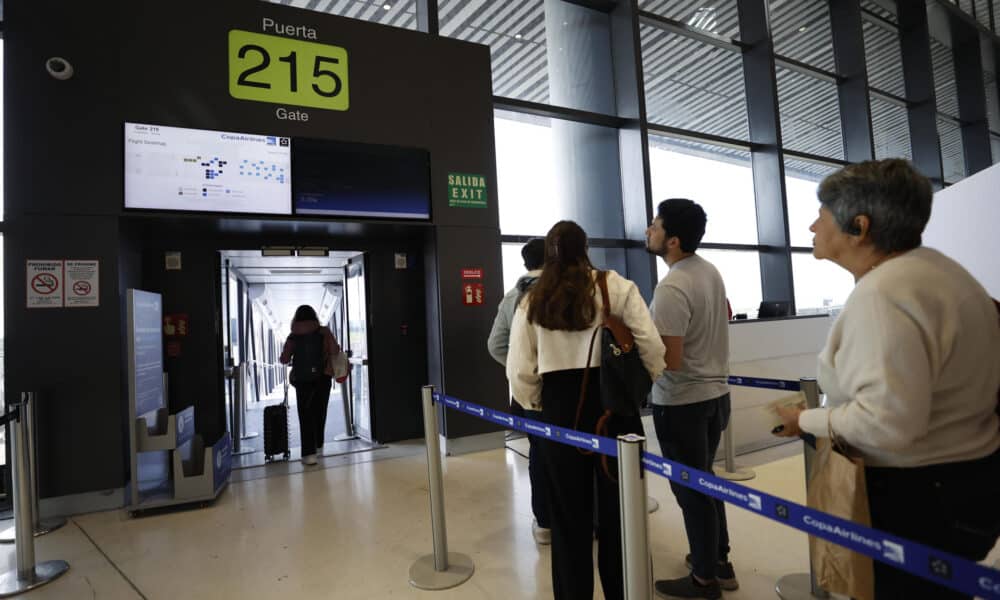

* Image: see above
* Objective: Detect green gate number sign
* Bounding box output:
[228,30,350,111]
[448,173,488,208]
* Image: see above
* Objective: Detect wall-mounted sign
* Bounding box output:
[228,29,349,112]
[448,173,488,208]
[165,252,183,271]
[164,314,190,337]
[461,268,483,280]
[65,260,100,308]
[462,283,485,306]
[394,253,408,270]
[26,260,64,308]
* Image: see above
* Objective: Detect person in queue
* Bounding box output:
[774,159,1000,599]
[506,221,665,600]
[487,237,551,545]
[645,199,738,599]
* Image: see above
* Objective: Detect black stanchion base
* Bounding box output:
[0,560,70,597]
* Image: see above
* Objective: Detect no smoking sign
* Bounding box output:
[31,273,59,295]
[26,259,99,308]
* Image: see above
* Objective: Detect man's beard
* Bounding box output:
[645,239,665,256]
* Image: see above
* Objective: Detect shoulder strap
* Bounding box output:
[597,271,611,322]
[574,271,606,441]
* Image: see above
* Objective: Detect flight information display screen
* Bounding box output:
[124,122,292,215]
[293,138,431,220]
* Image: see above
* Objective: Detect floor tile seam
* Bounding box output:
[72,518,149,600]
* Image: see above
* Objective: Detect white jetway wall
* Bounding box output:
[925,163,1000,297]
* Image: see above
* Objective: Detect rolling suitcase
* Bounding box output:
[263,383,290,461]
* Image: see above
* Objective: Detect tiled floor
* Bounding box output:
[1,422,997,599]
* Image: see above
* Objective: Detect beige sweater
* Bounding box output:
[798,247,1000,467]
[506,270,666,411]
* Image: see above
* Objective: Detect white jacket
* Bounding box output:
[507,269,666,410]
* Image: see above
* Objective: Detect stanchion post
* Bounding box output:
[0,393,69,596]
[232,365,243,454]
[617,434,652,600]
[239,363,259,441]
[334,378,358,442]
[24,393,66,536]
[717,417,755,481]
[775,378,829,600]
[408,386,474,590]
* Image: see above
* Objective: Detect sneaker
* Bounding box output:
[684,555,738,591]
[302,454,318,466]
[654,575,721,599]
[531,519,551,545]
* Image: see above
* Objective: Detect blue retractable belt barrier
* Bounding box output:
[727,376,801,391]
[433,391,1000,599]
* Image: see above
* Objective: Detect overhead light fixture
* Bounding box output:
[798,25,808,32]
[262,246,295,257]
[383,3,392,10]
[515,33,523,39]
[297,246,329,257]
[268,269,324,275]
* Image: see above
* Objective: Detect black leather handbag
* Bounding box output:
[575,271,653,478]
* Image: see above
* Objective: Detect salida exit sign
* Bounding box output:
[448,173,487,208]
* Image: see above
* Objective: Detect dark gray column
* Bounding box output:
[829,0,875,162]
[416,0,439,35]
[612,0,657,296]
[898,0,945,187]
[544,0,625,240]
[952,18,992,174]
[738,0,795,307]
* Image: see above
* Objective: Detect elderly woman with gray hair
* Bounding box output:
[775,159,1000,599]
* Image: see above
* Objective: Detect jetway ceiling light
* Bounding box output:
[262,246,295,257]
[268,269,324,275]
[296,247,329,257]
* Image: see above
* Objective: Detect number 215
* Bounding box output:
[236,45,342,98]
[228,30,350,111]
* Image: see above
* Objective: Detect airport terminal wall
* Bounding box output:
[3,0,508,502]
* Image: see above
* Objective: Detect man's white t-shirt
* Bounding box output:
[649,254,730,406]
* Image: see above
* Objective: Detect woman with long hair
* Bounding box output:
[507,221,665,599]
[279,304,343,465]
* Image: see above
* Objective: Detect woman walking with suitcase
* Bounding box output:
[279,305,343,465]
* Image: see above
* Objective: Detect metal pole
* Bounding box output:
[25,393,66,535]
[232,365,243,453]
[239,363,258,440]
[717,420,755,481]
[232,364,255,456]
[775,378,829,600]
[0,393,66,543]
[618,434,652,600]
[409,386,474,590]
[0,393,69,596]
[334,375,358,442]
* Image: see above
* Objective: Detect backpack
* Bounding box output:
[575,271,653,477]
[291,331,325,384]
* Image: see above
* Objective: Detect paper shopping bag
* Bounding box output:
[807,437,875,600]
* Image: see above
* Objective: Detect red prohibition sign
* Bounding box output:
[73,281,92,296]
[31,273,59,295]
